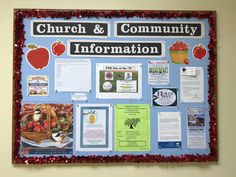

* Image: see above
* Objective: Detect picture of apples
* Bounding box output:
[27,121,33,129]
[169,41,189,51]
[26,44,50,70]
[51,40,66,56]
[193,44,207,60]
[169,41,189,64]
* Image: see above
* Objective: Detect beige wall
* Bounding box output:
[0,0,235,176]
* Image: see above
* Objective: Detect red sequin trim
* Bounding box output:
[13,9,217,164]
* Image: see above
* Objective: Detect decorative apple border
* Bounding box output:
[13,9,217,164]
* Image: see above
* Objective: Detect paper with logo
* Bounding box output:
[75,104,112,151]
[27,75,49,96]
[180,67,204,102]
[96,63,142,99]
[114,104,150,151]
[148,60,169,85]
[158,112,181,148]
[152,88,177,107]
[187,107,206,149]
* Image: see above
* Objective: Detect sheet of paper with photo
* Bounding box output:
[187,107,206,149]
[96,63,142,99]
[75,104,112,151]
[158,112,181,148]
[180,67,204,102]
[55,59,91,92]
[148,60,169,85]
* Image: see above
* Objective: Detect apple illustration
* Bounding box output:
[26,44,50,70]
[184,58,190,65]
[51,40,66,56]
[193,44,207,60]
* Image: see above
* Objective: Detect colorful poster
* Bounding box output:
[158,112,181,148]
[75,104,112,151]
[114,104,150,151]
[96,63,142,99]
[148,60,169,85]
[180,67,204,102]
[27,75,49,96]
[20,104,73,156]
[187,107,206,149]
[152,88,177,106]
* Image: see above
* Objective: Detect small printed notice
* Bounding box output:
[96,63,142,99]
[27,75,49,96]
[187,107,206,149]
[158,112,181,148]
[75,104,112,151]
[180,67,204,102]
[55,59,91,92]
[148,60,169,85]
[152,88,177,106]
[115,104,150,151]
[71,93,88,101]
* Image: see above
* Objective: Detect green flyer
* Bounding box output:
[114,104,150,151]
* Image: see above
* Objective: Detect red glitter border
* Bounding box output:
[12,9,217,164]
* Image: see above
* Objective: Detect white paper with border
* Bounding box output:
[75,104,112,151]
[96,63,142,99]
[55,59,91,92]
[180,67,204,102]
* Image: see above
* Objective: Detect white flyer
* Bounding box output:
[96,63,142,99]
[55,59,91,92]
[75,104,112,151]
[180,67,204,102]
[157,112,181,148]
[148,60,169,85]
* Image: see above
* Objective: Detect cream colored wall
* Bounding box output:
[0,0,235,176]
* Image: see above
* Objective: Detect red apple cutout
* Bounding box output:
[51,40,65,56]
[193,44,207,60]
[26,44,50,70]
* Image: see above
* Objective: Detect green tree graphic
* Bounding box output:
[124,118,140,129]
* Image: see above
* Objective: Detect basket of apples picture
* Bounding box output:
[21,104,72,143]
[169,41,189,64]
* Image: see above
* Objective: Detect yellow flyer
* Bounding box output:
[114,104,150,151]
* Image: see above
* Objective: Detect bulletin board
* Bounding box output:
[12,9,217,164]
